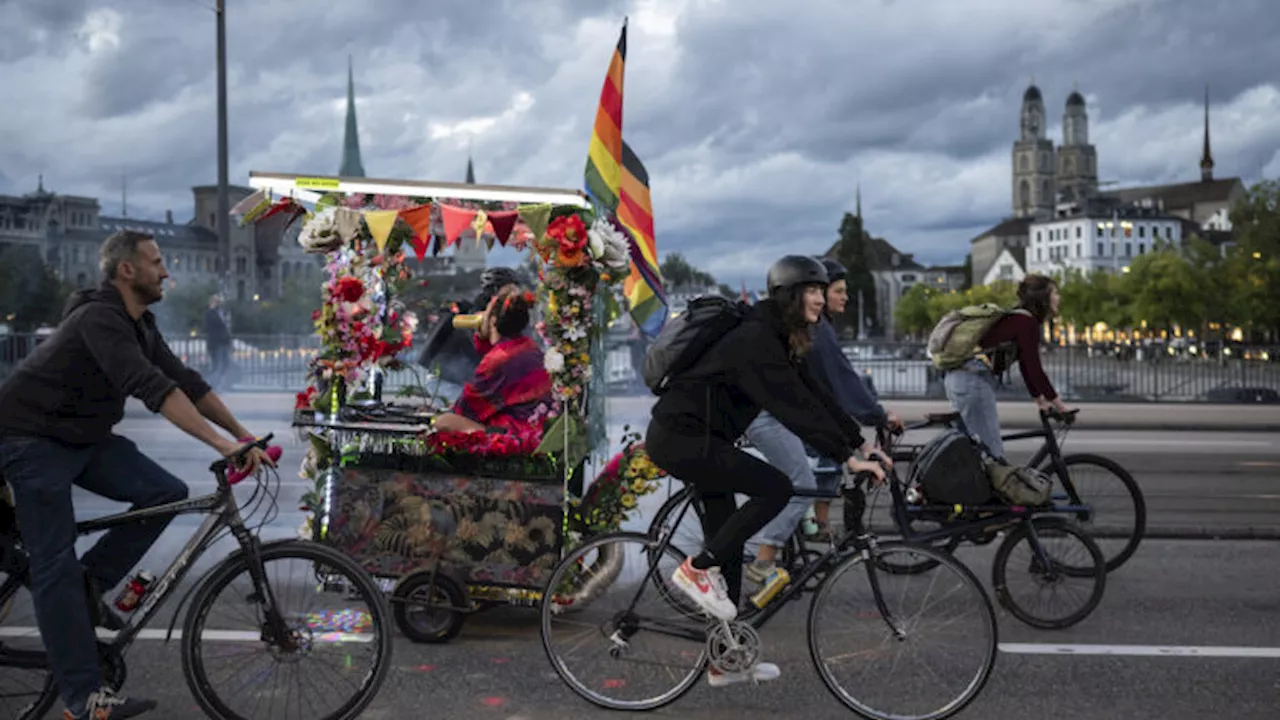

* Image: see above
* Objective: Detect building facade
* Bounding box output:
[1025,200,1187,277]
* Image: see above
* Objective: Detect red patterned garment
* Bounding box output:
[453,335,553,430]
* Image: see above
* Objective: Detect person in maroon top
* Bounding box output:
[943,274,1074,460]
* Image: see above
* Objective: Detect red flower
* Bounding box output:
[295,386,317,409]
[334,276,365,303]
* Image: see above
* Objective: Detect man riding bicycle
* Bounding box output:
[0,231,273,720]
[744,258,903,584]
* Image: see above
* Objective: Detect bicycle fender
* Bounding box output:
[163,537,299,643]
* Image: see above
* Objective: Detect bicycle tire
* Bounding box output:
[807,541,997,720]
[1046,453,1146,573]
[541,531,706,712]
[991,516,1106,630]
[180,540,394,720]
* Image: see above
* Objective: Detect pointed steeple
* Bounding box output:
[1199,85,1214,183]
[339,55,366,178]
[465,155,475,184]
[855,182,862,219]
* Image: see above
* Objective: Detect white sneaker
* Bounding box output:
[671,558,737,621]
[708,661,781,687]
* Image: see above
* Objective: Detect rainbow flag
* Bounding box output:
[618,140,668,336]
[583,20,668,337]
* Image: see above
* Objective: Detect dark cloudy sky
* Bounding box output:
[2,0,1278,287]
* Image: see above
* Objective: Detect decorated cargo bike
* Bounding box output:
[239,171,664,643]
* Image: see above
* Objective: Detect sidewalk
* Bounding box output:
[130,392,1280,432]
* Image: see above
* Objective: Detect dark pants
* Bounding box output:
[646,422,791,603]
[208,343,232,390]
[0,434,189,711]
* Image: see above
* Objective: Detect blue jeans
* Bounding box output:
[944,360,1005,460]
[743,413,836,549]
[0,433,188,711]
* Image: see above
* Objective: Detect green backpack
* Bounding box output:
[926,304,1032,371]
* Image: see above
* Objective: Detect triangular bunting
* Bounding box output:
[398,204,433,244]
[471,209,489,250]
[518,203,552,245]
[487,210,519,247]
[334,207,364,242]
[438,202,478,248]
[259,197,302,222]
[410,235,428,262]
[363,210,399,253]
[231,189,272,226]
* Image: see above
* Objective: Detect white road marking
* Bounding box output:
[0,627,373,643]
[1000,643,1280,658]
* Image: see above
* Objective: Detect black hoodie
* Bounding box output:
[649,298,865,463]
[0,283,212,446]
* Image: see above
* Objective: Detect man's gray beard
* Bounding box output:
[133,280,163,305]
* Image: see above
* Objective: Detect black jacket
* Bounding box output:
[0,283,212,446]
[650,299,865,463]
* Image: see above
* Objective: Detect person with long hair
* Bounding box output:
[432,287,552,433]
[944,273,1075,461]
[645,255,891,688]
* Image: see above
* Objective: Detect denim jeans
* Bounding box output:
[943,359,1005,460]
[742,412,833,550]
[0,433,189,712]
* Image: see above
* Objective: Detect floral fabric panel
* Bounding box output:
[327,466,565,588]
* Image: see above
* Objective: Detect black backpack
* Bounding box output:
[909,429,992,505]
[642,295,749,395]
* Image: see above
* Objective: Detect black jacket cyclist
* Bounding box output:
[645,255,891,688]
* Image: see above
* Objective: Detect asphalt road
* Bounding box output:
[3,394,1278,719]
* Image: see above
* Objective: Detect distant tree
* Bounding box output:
[0,245,73,331]
[833,212,877,337]
[1225,179,1280,341]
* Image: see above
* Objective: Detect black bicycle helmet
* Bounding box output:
[480,266,519,294]
[818,258,847,284]
[766,255,829,295]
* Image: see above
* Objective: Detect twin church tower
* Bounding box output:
[1011,82,1099,219]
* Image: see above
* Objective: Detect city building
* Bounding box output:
[972,82,1244,285]
[1024,197,1193,277]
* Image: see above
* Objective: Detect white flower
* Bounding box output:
[590,217,633,271]
[297,516,314,540]
[544,349,565,373]
[298,208,343,254]
[563,324,588,342]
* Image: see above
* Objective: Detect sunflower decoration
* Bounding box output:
[567,426,667,541]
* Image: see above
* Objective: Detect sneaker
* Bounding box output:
[707,661,781,687]
[670,558,737,621]
[805,522,835,543]
[744,559,776,585]
[64,688,157,719]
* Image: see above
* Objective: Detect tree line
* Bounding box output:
[894,179,1280,344]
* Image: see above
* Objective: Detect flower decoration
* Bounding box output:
[588,216,633,272]
[568,429,665,535]
[297,207,345,254]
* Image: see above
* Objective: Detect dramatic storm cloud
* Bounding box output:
[1,0,1278,285]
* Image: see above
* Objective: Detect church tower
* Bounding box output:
[339,56,366,177]
[1011,81,1056,218]
[1199,85,1214,182]
[1056,84,1098,206]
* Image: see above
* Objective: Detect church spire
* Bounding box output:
[855,182,862,219]
[1199,85,1214,182]
[465,155,475,184]
[339,55,366,178]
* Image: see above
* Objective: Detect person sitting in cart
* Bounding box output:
[433,287,553,433]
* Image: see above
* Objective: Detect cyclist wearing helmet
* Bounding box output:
[646,255,891,688]
[742,258,904,582]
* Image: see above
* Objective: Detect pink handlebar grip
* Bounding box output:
[227,445,283,485]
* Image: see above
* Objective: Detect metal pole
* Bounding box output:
[215,0,231,291]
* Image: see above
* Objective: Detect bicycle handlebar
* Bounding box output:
[210,434,281,485]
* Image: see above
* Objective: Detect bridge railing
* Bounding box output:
[2,333,1277,403]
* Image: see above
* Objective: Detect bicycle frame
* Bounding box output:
[0,445,294,672]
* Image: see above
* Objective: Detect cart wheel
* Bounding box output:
[392,571,467,644]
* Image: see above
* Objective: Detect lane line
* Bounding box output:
[999,643,1280,658]
[0,628,372,643]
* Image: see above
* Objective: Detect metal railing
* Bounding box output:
[2,333,1277,403]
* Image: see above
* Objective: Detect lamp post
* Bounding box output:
[215,0,231,294]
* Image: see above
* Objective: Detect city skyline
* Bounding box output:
[1,0,1278,287]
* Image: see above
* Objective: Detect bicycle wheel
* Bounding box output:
[541,531,707,712]
[808,542,997,720]
[0,561,55,720]
[1047,454,1146,573]
[991,516,1106,630]
[180,540,393,720]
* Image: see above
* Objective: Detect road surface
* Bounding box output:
[2,394,1277,719]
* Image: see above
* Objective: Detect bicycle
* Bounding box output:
[875,408,1145,574]
[0,435,393,720]
[542,467,999,719]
